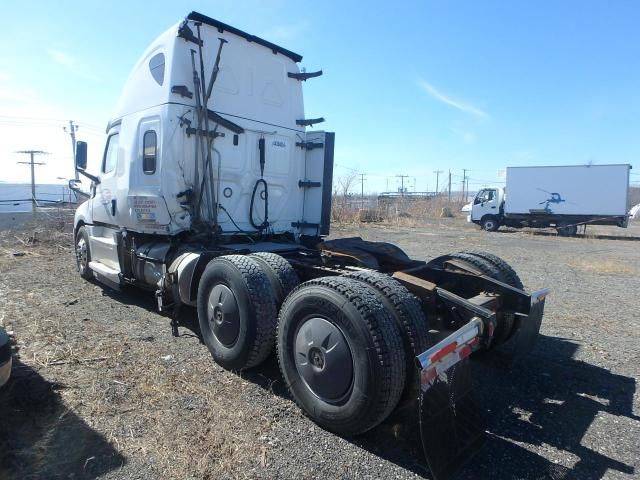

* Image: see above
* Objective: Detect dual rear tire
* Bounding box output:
[197,253,427,436]
[197,253,300,371]
[428,250,540,360]
[277,276,409,435]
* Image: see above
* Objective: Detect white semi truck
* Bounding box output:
[71,12,549,478]
[470,164,631,235]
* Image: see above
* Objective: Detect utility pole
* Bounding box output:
[16,150,48,214]
[64,120,79,181]
[461,168,468,201]
[447,169,452,202]
[433,170,443,195]
[359,173,366,208]
[396,174,410,197]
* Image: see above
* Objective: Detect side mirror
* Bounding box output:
[75,141,87,170]
[74,141,100,185]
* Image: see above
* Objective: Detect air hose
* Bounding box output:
[249,138,269,231]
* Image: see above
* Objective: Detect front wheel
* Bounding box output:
[481,215,500,232]
[75,226,92,280]
[556,223,577,236]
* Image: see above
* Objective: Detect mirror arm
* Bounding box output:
[77,168,100,185]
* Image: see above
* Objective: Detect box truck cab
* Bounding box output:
[470,187,504,231]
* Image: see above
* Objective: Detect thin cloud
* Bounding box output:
[47,48,100,82]
[417,79,489,119]
[48,49,75,67]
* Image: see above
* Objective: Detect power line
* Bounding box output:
[0,115,103,132]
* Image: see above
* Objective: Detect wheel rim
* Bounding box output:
[207,284,240,347]
[294,317,354,403]
[485,220,495,230]
[76,237,88,272]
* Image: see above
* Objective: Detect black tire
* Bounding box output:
[277,276,405,436]
[343,270,429,391]
[481,215,500,232]
[556,223,577,236]
[197,255,277,371]
[447,252,515,344]
[449,252,504,280]
[75,226,92,280]
[455,251,541,360]
[461,250,523,290]
[0,327,12,388]
[248,252,299,307]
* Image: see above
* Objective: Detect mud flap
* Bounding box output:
[495,295,547,363]
[419,358,484,480]
[417,293,548,479]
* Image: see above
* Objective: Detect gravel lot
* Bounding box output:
[0,217,638,479]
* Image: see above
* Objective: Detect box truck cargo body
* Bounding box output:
[470,164,631,235]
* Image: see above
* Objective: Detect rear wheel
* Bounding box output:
[343,270,429,393]
[75,226,92,280]
[454,251,540,361]
[248,252,299,307]
[197,255,277,371]
[277,276,405,436]
[461,250,523,289]
[451,251,518,343]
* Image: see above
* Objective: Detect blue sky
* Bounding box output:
[1,0,639,192]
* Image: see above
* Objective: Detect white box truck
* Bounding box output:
[469,164,632,235]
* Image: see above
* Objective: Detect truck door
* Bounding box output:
[471,188,499,221]
[93,132,121,227]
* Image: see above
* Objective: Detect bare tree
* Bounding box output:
[336,172,357,205]
[331,172,359,222]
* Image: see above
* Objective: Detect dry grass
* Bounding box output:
[567,258,638,275]
[331,197,466,226]
[0,215,283,479]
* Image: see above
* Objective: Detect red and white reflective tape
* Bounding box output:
[416,317,483,392]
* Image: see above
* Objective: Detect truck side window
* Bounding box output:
[143,130,157,174]
[487,190,495,201]
[102,134,119,174]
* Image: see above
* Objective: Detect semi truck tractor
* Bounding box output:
[71,12,549,479]
[470,164,632,235]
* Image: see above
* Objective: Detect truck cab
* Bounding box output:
[70,15,550,479]
[470,187,504,231]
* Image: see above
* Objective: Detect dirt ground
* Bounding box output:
[0,215,638,479]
